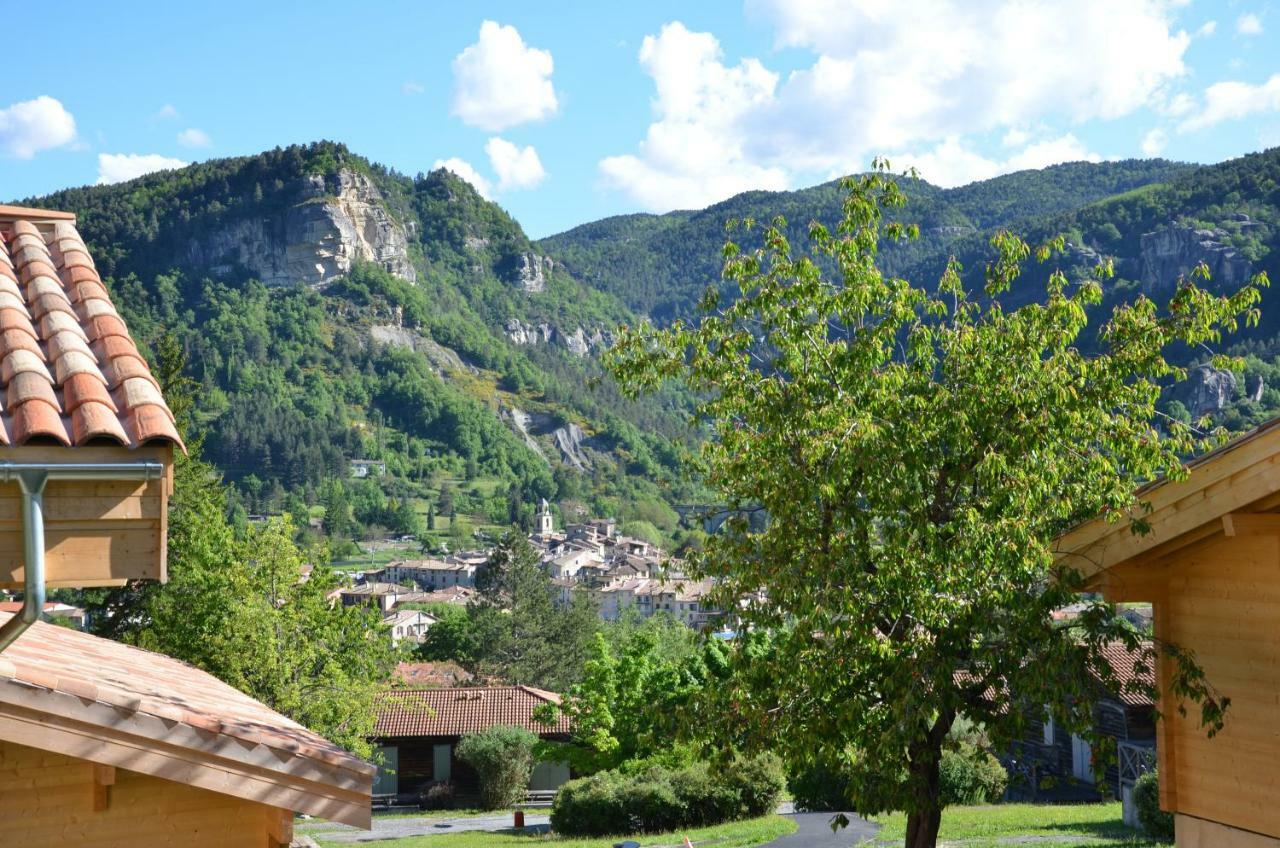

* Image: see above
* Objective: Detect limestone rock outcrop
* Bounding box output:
[512,252,553,293]
[1139,223,1251,295]
[187,170,415,288]
[503,319,612,357]
[1175,363,1238,418]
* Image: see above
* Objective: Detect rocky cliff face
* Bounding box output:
[1138,223,1252,294]
[1174,363,1238,418]
[513,253,553,293]
[186,170,416,287]
[503,319,612,356]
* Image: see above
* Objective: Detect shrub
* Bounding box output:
[418,781,454,810]
[551,753,784,836]
[724,752,786,817]
[455,725,539,810]
[939,742,1008,805]
[787,759,853,812]
[1133,770,1174,841]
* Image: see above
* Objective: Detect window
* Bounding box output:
[1043,707,1055,745]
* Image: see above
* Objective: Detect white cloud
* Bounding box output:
[485,137,547,190]
[887,134,1102,188]
[432,157,493,198]
[1141,128,1168,156]
[598,22,788,211]
[402,81,425,95]
[0,96,77,159]
[603,3,1189,210]
[1185,74,1280,130]
[177,128,212,148]
[154,104,179,120]
[1237,12,1262,35]
[1196,19,1217,37]
[1001,127,1030,147]
[451,21,558,131]
[96,153,189,185]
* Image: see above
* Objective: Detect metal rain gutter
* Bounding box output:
[0,461,164,654]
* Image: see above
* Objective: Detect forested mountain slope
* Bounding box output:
[541,159,1195,321]
[18,142,692,545]
[543,151,1280,432]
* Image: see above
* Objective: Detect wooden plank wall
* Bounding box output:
[0,738,288,847]
[1162,533,1280,838]
[0,444,172,589]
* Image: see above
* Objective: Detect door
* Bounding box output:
[433,743,453,783]
[1071,734,1093,783]
[372,745,398,796]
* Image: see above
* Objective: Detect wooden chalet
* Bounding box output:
[1058,417,1280,846]
[0,205,374,845]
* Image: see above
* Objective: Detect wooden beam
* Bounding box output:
[1221,512,1280,537]
[91,763,114,812]
[265,807,293,847]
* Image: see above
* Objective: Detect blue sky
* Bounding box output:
[2,1,1278,237]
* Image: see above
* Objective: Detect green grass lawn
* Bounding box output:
[312,814,795,848]
[872,802,1168,847]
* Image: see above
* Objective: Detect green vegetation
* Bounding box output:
[550,756,785,837]
[872,803,1167,847]
[26,141,696,555]
[456,726,541,810]
[312,814,795,848]
[1133,771,1174,841]
[606,168,1251,846]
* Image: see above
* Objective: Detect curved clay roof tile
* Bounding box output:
[47,330,94,361]
[0,292,29,315]
[40,310,88,342]
[9,400,71,446]
[53,350,102,386]
[61,371,116,413]
[1,349,50,384]
[8,371,58,409]
[85,314,130,342]
[62,265,102,286]
[118,377,172,419]
[9,220,40,237]
[126,405,184,449]
[60,249,94,270]
[0,329,44,360]
[30,292,75,321]
[101,356,156,389]
[0,309,36,338]
[70,401,130,445]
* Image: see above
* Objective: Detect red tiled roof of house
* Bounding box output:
[0,613,371,773]
[1097,639,1156,707]
[0,209,183,449]
[394,661,475,688]
[374,685,570,738]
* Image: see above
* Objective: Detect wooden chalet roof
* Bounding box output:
[0,208,183,450]
[374,685,570,738]
[0,615,373,827]
[1056,415,1280,580]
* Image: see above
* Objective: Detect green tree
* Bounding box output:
[605,168,1251,846]
[138,517,396,756]
[470,532,600,690]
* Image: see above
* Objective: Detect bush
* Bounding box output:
[418,781,454,810]
[551,753,784,836]
[939,742,1008,805]
[787,759,853,812]
[1133,770,1174,840]
[455,725,538,810]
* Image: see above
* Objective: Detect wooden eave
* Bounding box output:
[0,683,373,828]
[1055,416,1280,584]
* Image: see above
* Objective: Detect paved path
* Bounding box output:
[762,811,880,847]
[300,812,550,843]
[302,808,879,845]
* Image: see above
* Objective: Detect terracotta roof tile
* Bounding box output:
[0,211,183,450]
[0,613,374,777]
[375,685,570,738]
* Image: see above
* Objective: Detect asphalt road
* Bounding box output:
[763,811,880,846]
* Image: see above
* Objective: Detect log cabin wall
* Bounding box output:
[1158,532,1280,840]
[0,739,288,847]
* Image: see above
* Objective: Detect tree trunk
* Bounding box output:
[905,806,942,848]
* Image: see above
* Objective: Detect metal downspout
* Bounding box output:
[0,461,164,654]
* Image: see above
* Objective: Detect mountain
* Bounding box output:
[540,159,1196,321]
[18,142,692,546]
[542,150,1280,432]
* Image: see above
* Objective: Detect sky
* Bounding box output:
[1,0,1278,238]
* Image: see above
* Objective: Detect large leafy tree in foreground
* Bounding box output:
[605,168,1262,847]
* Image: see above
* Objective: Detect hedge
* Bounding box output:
[551,753,784,836]
[1133,770,1174,840]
